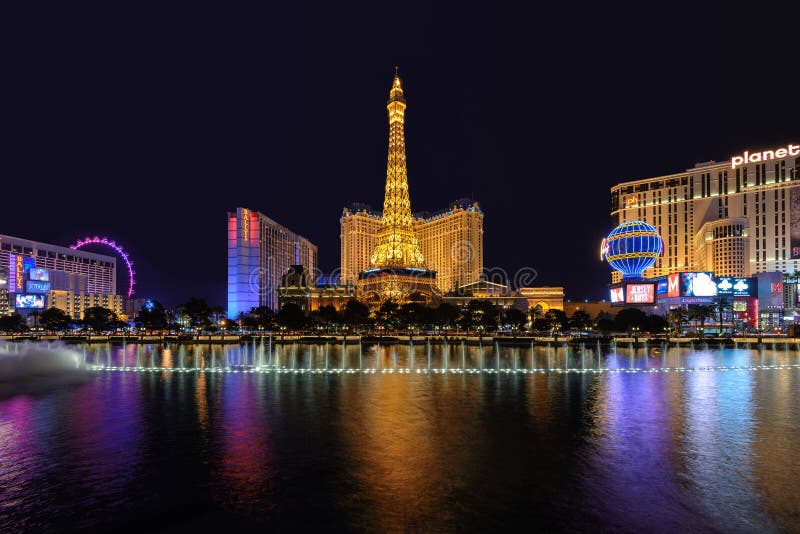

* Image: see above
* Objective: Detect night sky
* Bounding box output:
[5,3,798,307]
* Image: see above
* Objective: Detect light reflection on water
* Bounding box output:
[74,342,800,372]
[1,343,800,531]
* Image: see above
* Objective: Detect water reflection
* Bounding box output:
[73,342,800,376]
[214,375,272,517]
[2,344,800,530]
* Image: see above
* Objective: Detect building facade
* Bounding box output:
[0,234,116,295]
[340,203,382,285]
[518,287,565,314]
[443,280,527,311]
[49,291,125,320]
[415,199,484,293]
[278,265,356,314]
[227,207,318,318]
[0,234,117,316]
[442,282,564,314]
[610,143,800,282]
[341,199,484,293]
[0,270,8,315]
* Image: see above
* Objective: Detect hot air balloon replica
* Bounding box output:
[601,220,664,279]
[601,220,663,305]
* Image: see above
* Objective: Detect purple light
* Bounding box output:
[70,236,136,298]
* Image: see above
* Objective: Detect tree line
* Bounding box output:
[0,307,126,333]
[0,297,724,336]
[213,299,669,334]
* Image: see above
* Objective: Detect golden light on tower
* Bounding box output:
[356,70,440,306]
[369,72,425,269]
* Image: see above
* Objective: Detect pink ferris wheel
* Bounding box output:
[70,236,136,298]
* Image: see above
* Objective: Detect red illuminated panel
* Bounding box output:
[625,283,654,304]
[667,273,680,298]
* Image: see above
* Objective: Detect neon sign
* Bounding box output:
[242,208,250,241]
[731,144,799,169]
[15,255,22,294]
[599,238,609,260]
[8,254,34,294]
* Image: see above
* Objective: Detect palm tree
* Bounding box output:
[688,304,714,338]
[530,304,545,330]
[666,308,686,336]
[716,299,734,336]
[211,305,226,329]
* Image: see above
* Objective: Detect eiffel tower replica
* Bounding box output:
[357,70,439,306]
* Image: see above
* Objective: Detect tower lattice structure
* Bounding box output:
[369,73,426,269]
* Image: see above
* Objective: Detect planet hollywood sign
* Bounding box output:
[731,143,799,169]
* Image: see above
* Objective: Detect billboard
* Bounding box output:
[667,273,680,298]
[15,294,45,309]
[650,276,668,295]
[716,277,755,297]
[26,280,51,294]
[791,187,800,259]
[29,268,49,281]
[680,272,717,297]
[757,272,784,308]
[610,286,625,303]
[625,283,655,304]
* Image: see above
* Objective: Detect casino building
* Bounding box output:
[610,142,800,282]
[0,234,118,318]
[609,144,800,330]
[341,199,484,294]
[227,208,318,318]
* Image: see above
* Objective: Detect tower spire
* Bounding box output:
[370,71,425,268]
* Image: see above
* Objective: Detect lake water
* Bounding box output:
[2,342,800,532]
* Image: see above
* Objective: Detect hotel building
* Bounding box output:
[340,203,381,287]
[227,207,318,318]
[0,234,116,294]
[0,234,118,317]
[49,291,124,320]
[610,143,800,282]
[340,199,484,294]
[415,199,484,293]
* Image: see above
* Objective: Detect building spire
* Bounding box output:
[369,71,425,268]
[389,67,405,104]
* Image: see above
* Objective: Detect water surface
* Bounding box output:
[1,343,799,532]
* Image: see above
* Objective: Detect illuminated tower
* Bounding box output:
[357,71,439,305]
[369,73,425,268]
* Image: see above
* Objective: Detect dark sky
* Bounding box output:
[5,2,799,307]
